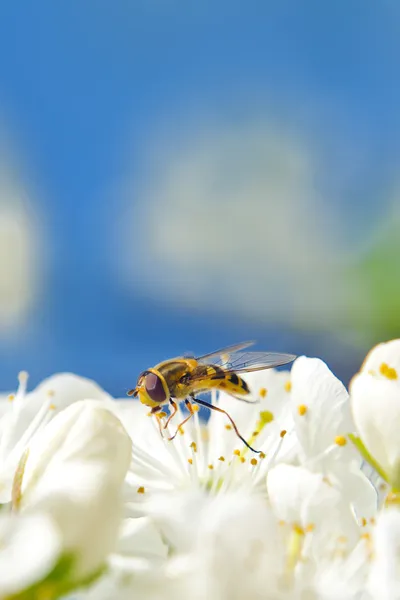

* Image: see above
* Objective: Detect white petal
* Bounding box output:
[351,372,400,486]
[360,339,400,383]
[0,512,61,596]
[290,356,353,459]
[1,374,112,459]
[116,517,168,560]
[369,510,400,600]
[21,400,132,502]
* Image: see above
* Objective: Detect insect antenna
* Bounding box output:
[190,396,260,454]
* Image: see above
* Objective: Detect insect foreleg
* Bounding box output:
[164,399,178,429]
[167,399,195,441]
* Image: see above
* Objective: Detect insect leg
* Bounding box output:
[164,399,178,429]
[191,396,260,454]
[167,399,194,441]
[150,405,167,436]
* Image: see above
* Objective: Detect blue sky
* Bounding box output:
[0,1,399,394]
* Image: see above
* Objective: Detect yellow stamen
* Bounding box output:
[259,387,267,398]
[280,429,287,438]
[233,449,241,456]
[298,404,307,416]
[260,451,266,459]
[208,464,214,470]
[218,456,225,462]
[305,523,315,533]
[188,458,193,465]
[380,362,398,380]
[361,517,367,527]
[370,517,376,525]
[225,424,232,430]
[239,456,246,463]
[190,441,197,452]
[192,404,200,412]
[335,435,347,446]
[284,380,292,392]
[137,486,145,494]
[49,404,56,410]
[250,458,258,466]
[8,394,15,402]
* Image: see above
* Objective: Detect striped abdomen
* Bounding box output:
[190,364,250,397]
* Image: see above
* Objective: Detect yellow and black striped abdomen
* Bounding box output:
[190,364,250,397]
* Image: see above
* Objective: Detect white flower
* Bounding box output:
[8,400,132,595]
[0,512,61,599]
[118,368,297,529]
[350,340,400,491]
[0,371,112,504]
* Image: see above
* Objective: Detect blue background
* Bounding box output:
[0,1,399,395]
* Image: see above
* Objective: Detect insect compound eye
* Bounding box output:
[144,372,167,403]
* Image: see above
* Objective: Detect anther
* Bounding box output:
[380,362,398,380]
[208,464,214,470]
[361,517,367,527]
[240,456,246,463]
[259,411,274,424]
[190,441,197,452]
[192,405,200,412]
[250,458,258,466]
[334,435,347,446]
[218,456,225,462]
[233,449,241,456]
[225,424,232,430]
[284,381,292,392]
[260,451,266,459]
[298,404,307,416]
[8,394,15,402]
[188,458,193,465]
[280,430,287,438]
[137,486,145,494]
[259,388,267,398]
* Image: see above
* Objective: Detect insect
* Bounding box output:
[127,341,296,453]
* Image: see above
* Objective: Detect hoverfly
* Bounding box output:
[127,341,296,453]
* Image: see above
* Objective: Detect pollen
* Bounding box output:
[379,362,398,380]
[259,387,267,398]
[335,435,347,446]
[188,458,193,465]
[361,517,367,527]
[190,442,197,453]
[192,404,200,412]
[260,451,266,459]
[250,458,258,466]
[178,426,185,435]
[284,380,292,392]
[240,456,246,463]
[208,464,214,470]
[259,410,274,424]
[218,456,225,461]
[280,429,287,438]
[137,486,145,494]
[298,404,307,416]
[233,449,241,456]
[225,424,232,430]
[8,394,15,402]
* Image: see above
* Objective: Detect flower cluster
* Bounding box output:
[1,340,400,599]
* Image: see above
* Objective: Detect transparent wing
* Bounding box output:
[194,341,255,362]
[196,347,296,374]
